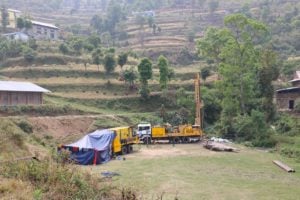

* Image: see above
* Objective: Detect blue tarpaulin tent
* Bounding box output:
[61,129,116,165]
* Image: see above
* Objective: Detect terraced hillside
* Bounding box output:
[0,55,211,116]
[5,0,263,60]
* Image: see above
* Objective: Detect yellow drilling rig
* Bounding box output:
[137,73,204,144]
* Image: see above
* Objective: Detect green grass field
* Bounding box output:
[84,144,300,200]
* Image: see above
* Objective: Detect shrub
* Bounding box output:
[0,119,26,154]
[232,110,277,147]
[23,47,37,62]
[17,120,33,134]
[0,159,134,199]
[275,114,300,136]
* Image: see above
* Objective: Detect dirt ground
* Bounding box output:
[28,116,94,142]
[131,143,219,158]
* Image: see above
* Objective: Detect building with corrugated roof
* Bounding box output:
[29,20,59,40]
[276,71,300,110]
[0,81,50,106]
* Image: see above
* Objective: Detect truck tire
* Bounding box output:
[173,137,180,144]
[182,137,189,143]
[128,145,133,153]
[143,137,151,144]
[121,146,128,155]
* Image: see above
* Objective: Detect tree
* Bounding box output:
[17,18,25,29]
[138,58,152,99]
[59,43,69,55]
[1,5,8,32]
[87,34,101,48]
[71,38,84,55]
[201,67,210,82]
[158,55,169,90]
[197,14,273,139]
[117,52,128,70]
[257,50,279,122]
[23,47,36,62]
[92,48,102,71]
[24,19,32,31]
[103,54,116,74]
[124,67,137,89]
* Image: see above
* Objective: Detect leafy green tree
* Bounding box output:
[197,27,229,65]
[71,38,84,55]
[23,47,36,62]
[17,18,25,29]
[201,67,210,82]
[59,43,69,55]
[24,19,32,31]
[158,55,169,90]
[117,52,128,70]
[1,5,8,32]
[103,54,116,74]
[138,58,152,99]
[92,48,102,71]
[257,50,279,122]
[124,67,137,88]
[87,34,101,48]
[198,14,274,139]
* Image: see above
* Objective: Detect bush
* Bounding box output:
[17,120,33,134]
[275,114,300,136]
[0,104,85,116]
[0,158,136,199]
[23,47,37,62]
[0,119,26,154]
[232,110,277,147]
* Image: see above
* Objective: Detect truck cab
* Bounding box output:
[137,123,152,143]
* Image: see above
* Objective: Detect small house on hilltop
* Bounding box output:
[276,71,300,110]
[0,81,50,106]
[29,20,59,40]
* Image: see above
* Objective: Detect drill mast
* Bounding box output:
[194,73,202,128]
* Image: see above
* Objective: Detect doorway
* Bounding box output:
[289,100,294,109]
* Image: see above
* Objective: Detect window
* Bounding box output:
[37,27,42,34]
[44,28,48,35]
[289,100,294,109]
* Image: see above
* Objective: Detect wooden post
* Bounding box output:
[273,160,295,173]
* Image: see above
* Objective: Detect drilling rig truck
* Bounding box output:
[137,73,204,144]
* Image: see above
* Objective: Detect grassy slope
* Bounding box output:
[88,144,300,200]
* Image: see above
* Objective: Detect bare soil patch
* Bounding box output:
[28,116,94,142]
[130,144,218,159]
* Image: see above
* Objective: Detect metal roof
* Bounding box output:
[289,71,300,82]
[8,9,21,13]
[276,87,300,93]
[0,81,50,93]
[31,20,59,29]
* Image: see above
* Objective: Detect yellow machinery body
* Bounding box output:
[110,126,138,154]
[151,125,203,139]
